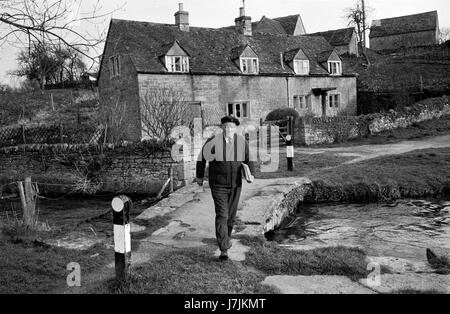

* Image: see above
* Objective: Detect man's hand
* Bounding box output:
[196,178,204,186]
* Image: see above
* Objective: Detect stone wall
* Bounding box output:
[0,143,195,195]
[295,116,364,146]
[367,97,450,133]
[295,96,450,146]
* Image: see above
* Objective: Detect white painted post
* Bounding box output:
[112,195,132,283]
[287,116,294,171]
[286,135,294,171]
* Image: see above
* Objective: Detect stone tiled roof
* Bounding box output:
[317,50,335,63]
[104,19,352,76]
[307,27,355,46]
[252,16,287,35]
[369,11,438,38]
[225,15,302,36]
[273,15,301,35]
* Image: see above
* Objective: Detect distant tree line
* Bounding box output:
[10,43,87,89]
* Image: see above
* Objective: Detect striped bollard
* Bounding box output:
[112,195,132,283]
[286,135,294,171]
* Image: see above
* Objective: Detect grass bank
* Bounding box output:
[95,245,279,294]
[0,236,112,294]
[238,236,369,281]
[256,152,354,180]
[304,147,450,203]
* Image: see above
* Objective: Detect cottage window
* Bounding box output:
[227,102,249,118]
[293,60,309,75]
[240,58,259,74]
[109,55,121,77]
[328,94,340,108]
[166,56,189,73]
[328,61,342,75]
[294,95,308,109]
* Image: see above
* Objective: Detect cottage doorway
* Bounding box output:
[321,94,327,117]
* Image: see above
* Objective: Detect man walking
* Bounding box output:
[196,116,255,261]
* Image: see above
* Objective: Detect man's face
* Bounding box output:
[222,122,237,139]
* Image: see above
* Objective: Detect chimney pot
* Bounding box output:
[235,7,252,36]
[239,7,245,17]
[175,3,189,31]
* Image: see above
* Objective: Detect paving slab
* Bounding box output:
[262,275,375,294]
[359,274,450,294]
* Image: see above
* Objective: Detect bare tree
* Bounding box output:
[140,87,190,143]
[344,0,374,51]
[0,0,120,71]
[440,27,450,44]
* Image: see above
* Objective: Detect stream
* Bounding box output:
[266,197,450,261]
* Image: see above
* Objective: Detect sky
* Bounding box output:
[1,0,449,85]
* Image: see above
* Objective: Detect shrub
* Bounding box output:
[266,108,299,122]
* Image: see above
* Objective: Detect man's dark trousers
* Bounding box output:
[196,134,255,252]
[210,186,242,251]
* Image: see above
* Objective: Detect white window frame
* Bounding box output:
[227,102,250,118]
[109,55,120,78]
[328,93,341,108]
[328,61,342,75]
[240,58,259,74]
[294,95,309,110]
[166,56,189,73]
[293,60,310,75]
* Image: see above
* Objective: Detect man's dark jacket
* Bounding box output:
[196,133,255,188]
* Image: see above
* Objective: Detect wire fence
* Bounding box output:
[0,123,106,148]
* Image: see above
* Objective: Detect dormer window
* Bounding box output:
[162,40,190,73]
[328,61,342,75]
[231,44,259,75]
[284,48,310,76]
[165,56,189,73]
[294,60,309,75]
[240,57,259,74]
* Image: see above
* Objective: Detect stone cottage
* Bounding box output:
[98,4,357,141]
[369,11,440,51]
[306,27,359,57]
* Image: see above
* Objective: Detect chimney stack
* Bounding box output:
[235,7,252,36]
[175,3,189,31]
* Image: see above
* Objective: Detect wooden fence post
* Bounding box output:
[51,93,55,112]
[59,123,64,143]
[22,125,26,145]
[18,181,27,217]
[112,195,132,284]
[168,166,174,194]
[23,177,36,227]
[103,123,108,145]
[18,177,36,228]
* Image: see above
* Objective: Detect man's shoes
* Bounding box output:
[219,250,229,261]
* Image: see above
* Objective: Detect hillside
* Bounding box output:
[0,89,99,129]
[343,44,450,93]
